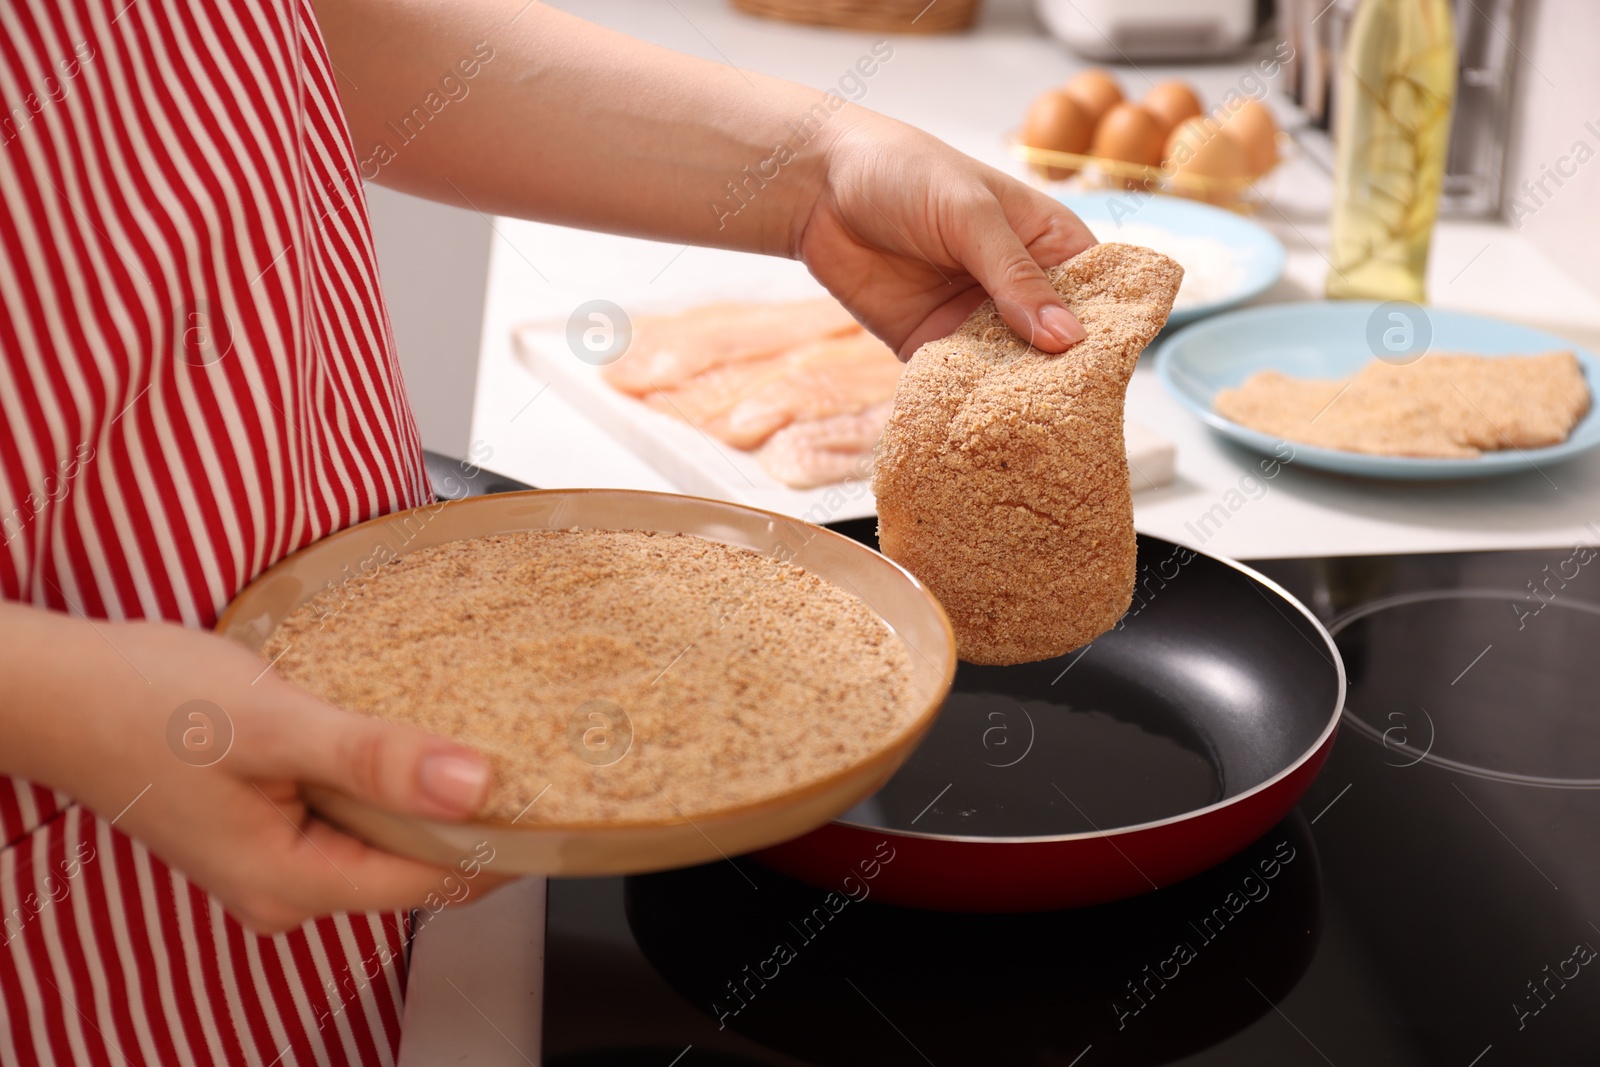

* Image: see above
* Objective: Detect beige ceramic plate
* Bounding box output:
[216,489,956,877]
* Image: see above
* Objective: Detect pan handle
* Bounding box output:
[421,449,538,501]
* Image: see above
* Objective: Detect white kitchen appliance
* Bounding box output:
[1035,0,1261,60]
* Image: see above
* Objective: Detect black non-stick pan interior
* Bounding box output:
[824,520,1340,837]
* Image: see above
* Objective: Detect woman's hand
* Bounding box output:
[796,115,1098,360]
[3,604,503,934]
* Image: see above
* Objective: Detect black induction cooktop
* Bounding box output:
[541,533,1600,1066]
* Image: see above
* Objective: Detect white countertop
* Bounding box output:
[464,3,1600,562]
[411,1,1600,1062]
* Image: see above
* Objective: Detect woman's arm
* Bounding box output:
[320,0,831,257]
[314,0,1095,357]
[0,602,498,932]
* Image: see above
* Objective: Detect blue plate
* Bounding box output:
[1058,192,1286,327]
[1155,301,1600,480]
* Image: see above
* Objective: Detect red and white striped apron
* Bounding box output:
[1,0,432,1062]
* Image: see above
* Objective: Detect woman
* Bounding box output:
[0,0,1094,1062]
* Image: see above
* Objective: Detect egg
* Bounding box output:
[1062,69,1123,127]
[1219,98,1279,176]
[1021,90,1094,179]
[1164,116,1249,203]
[1089,102,1165,187]
[1142,80,1203,139]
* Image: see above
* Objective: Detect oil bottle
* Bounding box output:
[1326,0,1458,302]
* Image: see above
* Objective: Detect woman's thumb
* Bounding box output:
[262,697,492,820]
[954,198,1087,353]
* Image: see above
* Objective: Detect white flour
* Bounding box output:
[1086,221,1247,311]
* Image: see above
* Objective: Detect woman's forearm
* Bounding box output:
[317,0,1094,356]
[0,602,111,788]
[315,0,860,258]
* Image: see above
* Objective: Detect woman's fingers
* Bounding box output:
[801,116,1103,359]
[230,831,453,932]
[894,285,989,360]
[893,181,1100,358]
[289,818,491,914]
[312,712,491,818]
[236,686,492,821]
[945,192,1087,354]
[227,783,510,933]
[996,178,1100,270]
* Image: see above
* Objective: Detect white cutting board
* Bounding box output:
[513,325,1175,522]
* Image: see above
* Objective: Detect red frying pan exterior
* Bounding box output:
[754,527,1346,913]
[755,721,1338,912]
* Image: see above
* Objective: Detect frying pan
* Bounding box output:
[753,517,1345,912]
[411,454,1344,910]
